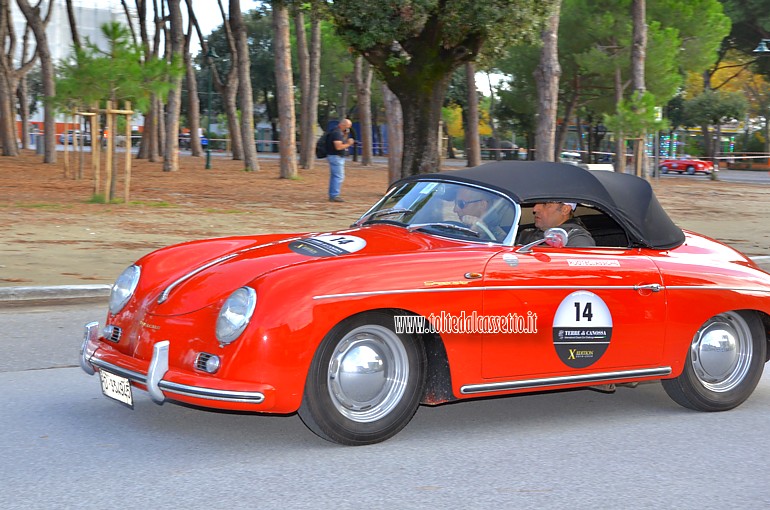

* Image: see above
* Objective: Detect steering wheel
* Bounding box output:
[473,220,495,240]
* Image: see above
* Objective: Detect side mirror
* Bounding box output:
[516,227,569,253]
[544,227,568,248]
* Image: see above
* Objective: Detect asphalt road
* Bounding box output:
[657,168,770,184]
[2,302,770,509]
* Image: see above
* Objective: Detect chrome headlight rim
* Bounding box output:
[109,265,141,315]
[216,286,257,345]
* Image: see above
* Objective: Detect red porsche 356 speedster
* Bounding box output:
[659,157,715,175]
[81,161,770,445]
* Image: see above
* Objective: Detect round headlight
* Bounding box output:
[109,265,140,315]
[216,287,257,345]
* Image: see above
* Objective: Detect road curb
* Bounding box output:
[0,284,111,304]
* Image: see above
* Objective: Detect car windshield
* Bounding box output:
[357,181,517,243]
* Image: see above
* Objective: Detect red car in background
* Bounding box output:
[659,157,716,175]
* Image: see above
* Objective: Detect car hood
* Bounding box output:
[138,225,464,315]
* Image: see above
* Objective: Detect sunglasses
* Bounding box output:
[455,199,483,209]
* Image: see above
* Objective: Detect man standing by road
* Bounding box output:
[327,119,355,202]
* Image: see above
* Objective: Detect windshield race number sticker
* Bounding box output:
[289,234,366,257]
[552,291,612,368]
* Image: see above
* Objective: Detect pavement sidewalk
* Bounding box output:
[0,284,111,305]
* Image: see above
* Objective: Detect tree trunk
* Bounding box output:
[575,114,584,155]
[184,51,202,157]
[355,56,373,166]
[631,0,647,178]
[381,83,403,185]
[0,71,16,156]
[157,95,166,160]
[701,124,713,158]
[17,75,29,150]
[65,0,81,51]
[262,85,275,150]
[485,72,499,161]
[294,7,310,168]
[0,0,15,155]
[464,62,481,168]
[162,0,183,172]
[272,1,297,178]
[138,97,158,161]
[555,83,579,158]
[0,1,36,155]
[17,16,33,151]
[358,13,474,177]
[307,8,321,167]
[135,0,159,161]
[631,0,647,97]
[613,65,625,173]
[225,81,243,159]
[183,1,202,157]
[231,0,259,171]
[340,76,350,119]
[534,1,561,162]
[16,0,55,163]
[201,0,243,161]
[391,74,450,177]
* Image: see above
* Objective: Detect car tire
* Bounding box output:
[686,165,696,175]
[298,311,426,445]
[659,166,668,174]
[662,311,766,412]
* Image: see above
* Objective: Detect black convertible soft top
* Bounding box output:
[398,161,685,250]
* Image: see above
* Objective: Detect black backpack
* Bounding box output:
[315,131,330,159]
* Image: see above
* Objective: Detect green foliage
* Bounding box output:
[603,92,669,137]
[245,10,277,105]
[487,43,540,144]
[563,0,718,110]
[328,0,552,84]
[490,0,730,145]
[663,95,686,131]
[317,17,356,120]
[648,0,730,74]
[682,89,748,127]
[722,0,770,76]
[54,22,183,113]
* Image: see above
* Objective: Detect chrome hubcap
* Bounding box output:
[327,325,408,423]
[690,312,752,392]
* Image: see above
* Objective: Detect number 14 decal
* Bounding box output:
[328,236,355,245]
[574,301,594,322]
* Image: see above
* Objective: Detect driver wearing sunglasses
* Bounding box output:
[453,188,506,240]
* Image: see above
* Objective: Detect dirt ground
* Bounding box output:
[2,150,770,288]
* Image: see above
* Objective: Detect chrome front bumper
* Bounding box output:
[80,322,265,405]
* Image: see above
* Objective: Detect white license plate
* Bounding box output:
[99,369,134,408]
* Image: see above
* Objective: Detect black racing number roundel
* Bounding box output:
[552,291,612,368]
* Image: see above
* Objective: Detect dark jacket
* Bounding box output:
[516,218,596,247]
[328,127,349,157]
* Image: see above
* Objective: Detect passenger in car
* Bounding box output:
[516,202,595,247]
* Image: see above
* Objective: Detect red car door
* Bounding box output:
[480,246,667,379]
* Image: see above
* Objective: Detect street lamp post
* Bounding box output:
[204,44,218,170]
[754,39,770,55]
[754,39,770,172]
